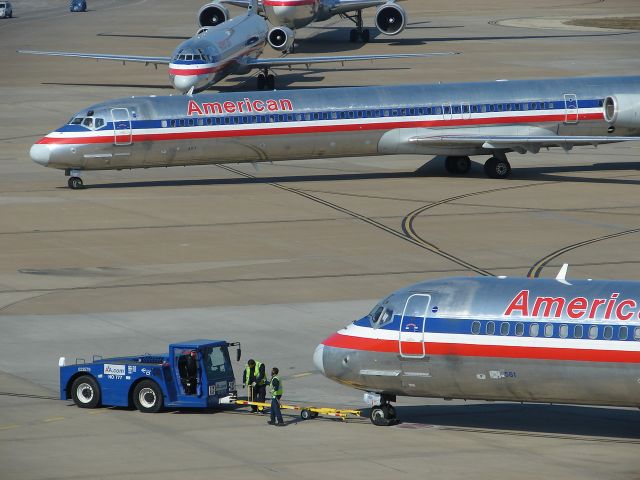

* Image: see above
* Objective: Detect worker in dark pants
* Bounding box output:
[267,367,284,426]
[243,359,266,412]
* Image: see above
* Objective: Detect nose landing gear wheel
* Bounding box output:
[370,404,398,426]
[68,177,84,190]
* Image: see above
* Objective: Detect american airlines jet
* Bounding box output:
[198,0,407,45]
[30,75,640,189]
[19,1,438,93]
[314,266,640,425]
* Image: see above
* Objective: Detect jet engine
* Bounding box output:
[603,95,640,128]
[268,26,295,52]
[374,3,406,36]
[197,2,229,27]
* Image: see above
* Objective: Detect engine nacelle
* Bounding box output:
[604,95,640,128]
[268,26,295,52]
[197,2,229,27]
[374,3,406,36]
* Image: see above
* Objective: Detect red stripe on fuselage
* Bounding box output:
[169,66,217,76]
[37,112,605,146]
[321,332,640,363]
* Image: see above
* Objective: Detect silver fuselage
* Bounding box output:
[30,76,640,173]
[315,276,640,408]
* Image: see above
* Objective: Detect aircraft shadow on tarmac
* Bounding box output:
[392,403,640,441]
[81,161,640,190]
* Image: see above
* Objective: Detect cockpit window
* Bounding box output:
[369,297,395,328]
[95,118,105,129]
[82,117,93,128]
[70,117,83,125]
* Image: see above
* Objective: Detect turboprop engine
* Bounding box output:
[268,26,295,52]
[374,2,406,36]
[197,2,229,27]
[604,95,640,129]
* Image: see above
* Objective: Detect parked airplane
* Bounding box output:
[198,0,408,44]
[314,265,640,426]
[30,75,640,189]
[19,1,438,93]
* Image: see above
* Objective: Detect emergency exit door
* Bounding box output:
[111,108,132,145]
[399,294,431,358]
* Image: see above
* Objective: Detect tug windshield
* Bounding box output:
[201,345,232,383]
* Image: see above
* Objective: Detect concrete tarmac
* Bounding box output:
[1,0,640,478]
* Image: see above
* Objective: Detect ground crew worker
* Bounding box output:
[267,367,284,426]
[242,359,266,412]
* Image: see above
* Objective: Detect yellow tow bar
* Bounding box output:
[234,399,362,421]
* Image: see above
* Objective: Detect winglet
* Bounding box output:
[555,263,571,285]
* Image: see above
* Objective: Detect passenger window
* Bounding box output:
[603,325,613,340]
[486,321,495,335]
[559,324,568,338]
[161,120,167,128]
[619,326,628,340]
[573,324,583,338]
[471,321,480,334]
[634,327,640,340]
[500,322,509,335]
[589,325,598,339]
[544,323,554,337]
[515,323,524,336]
[529,323,539,337]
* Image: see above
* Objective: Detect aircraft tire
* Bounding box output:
[484,156,511,179]
[444,156,471,175]
[370,406,391,426]
[68,176,83,189]
[71,375,101,409]
[361,29,370,43]
[133,380,164,413]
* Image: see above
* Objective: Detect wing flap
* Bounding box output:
[409,134,640,150]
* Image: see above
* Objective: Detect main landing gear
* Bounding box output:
[442,155,512,179]
[368,395,399,426]
[343,10,370,43]
[256,70,276,90]
[66,169,84,190]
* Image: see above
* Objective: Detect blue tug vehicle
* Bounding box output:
[59,340,241,412]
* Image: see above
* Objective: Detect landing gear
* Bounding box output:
[484,156,511,179]
[257,71,276,90]
[345,10,370,43]
[444,156,471,175]
[369,402,398,426]
[68,177,83,189]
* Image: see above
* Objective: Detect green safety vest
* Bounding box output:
[270,375,283,396]
[245,361,266,386]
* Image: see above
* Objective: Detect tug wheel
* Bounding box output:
[71,375,101,409]
[133,380,164,413]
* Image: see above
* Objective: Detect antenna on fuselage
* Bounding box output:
[555,263,571,286]
[248,0,257,15]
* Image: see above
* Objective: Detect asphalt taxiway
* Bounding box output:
[1,0,640,478]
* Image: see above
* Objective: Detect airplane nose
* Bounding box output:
[30,144,50,166]
[172,75,199,93]
[313,344,325,375]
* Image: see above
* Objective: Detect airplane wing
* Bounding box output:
[242,51,457,69]
[17,50,171,66]
[210,0,265,12]
[328,0,391,15]
[408,134,640,152]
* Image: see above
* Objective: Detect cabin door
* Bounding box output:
[399,294,431,358]
[563,94,579,124]
[111,108,132,145]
